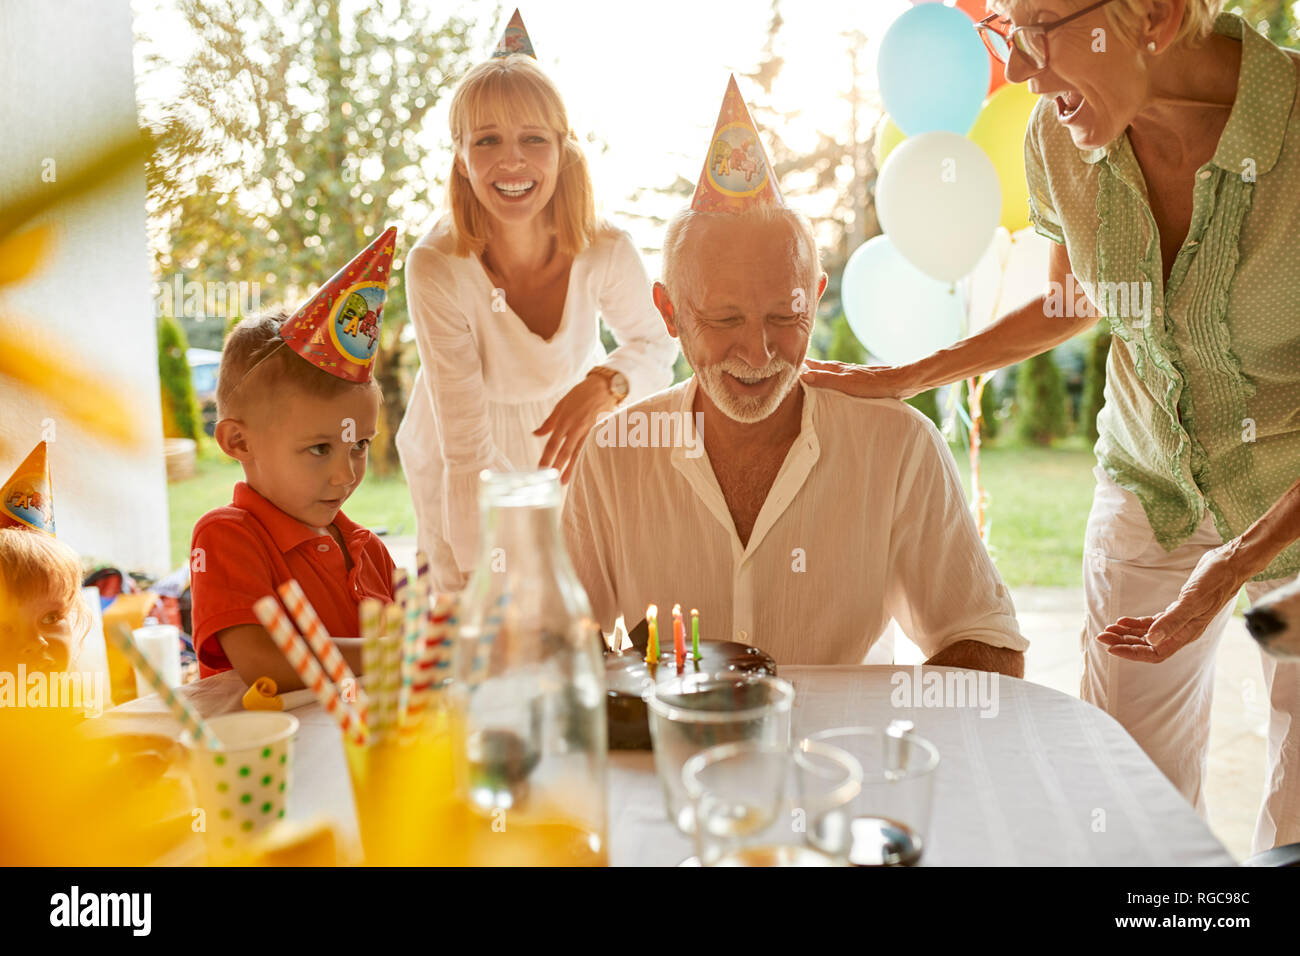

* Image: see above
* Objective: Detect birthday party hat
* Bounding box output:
[690,75,785,214]
[279,227,398,384]
[0,441,55,536]
[492,9,536,58]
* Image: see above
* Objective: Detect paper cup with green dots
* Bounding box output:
[183,711,300,863]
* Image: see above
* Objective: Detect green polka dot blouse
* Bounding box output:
[1024,13,1300,580]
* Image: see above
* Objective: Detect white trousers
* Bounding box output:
[1080,467,1300,854]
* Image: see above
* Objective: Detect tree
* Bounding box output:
[1014,350,1068,446]
[1230,1,1300,47]
[158,315,203,443]
[141,0,482,472]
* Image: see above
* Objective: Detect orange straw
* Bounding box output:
[254,595,367,745]
[277,579,367,724]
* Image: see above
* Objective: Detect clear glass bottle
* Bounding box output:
[455,469,608,865]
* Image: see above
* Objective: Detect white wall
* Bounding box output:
[0,0,169,574]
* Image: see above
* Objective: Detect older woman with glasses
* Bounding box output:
[804,0,1300,853]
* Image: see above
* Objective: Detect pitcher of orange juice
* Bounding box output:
[456,471,608,866]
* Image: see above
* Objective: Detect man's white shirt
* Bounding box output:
[562,377,1027,664]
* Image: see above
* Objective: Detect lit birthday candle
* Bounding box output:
[691,608,701,661]
[673,604,686,671]
[646,605,659,664]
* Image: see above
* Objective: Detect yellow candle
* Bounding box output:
[646,605,659,663]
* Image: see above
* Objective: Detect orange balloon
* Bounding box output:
[951,0,1008,96]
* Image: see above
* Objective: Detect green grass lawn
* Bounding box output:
[167,439,1099,587]
[167,446,417,570]
[949,439,1097,588]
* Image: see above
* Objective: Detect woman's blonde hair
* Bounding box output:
[0,528,90,661]
[446,56,597,259]
[989,0,1224,48]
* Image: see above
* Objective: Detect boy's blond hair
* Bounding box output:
[0,528,90,658]
[446,56,597,259]
[216,311,381,423]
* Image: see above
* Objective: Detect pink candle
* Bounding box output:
[673,603,686,671]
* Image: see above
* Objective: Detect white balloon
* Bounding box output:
[962,226,1053,335]
[876,130,1002,282]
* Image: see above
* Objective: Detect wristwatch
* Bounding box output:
[587,366,629,405]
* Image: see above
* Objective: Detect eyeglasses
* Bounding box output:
[975,0,1118,72]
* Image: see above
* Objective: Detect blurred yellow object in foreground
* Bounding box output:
[465,816,608,867]
[237,817,340,867]
[0,707,192,865]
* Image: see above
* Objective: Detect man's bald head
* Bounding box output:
[660,204,821,315]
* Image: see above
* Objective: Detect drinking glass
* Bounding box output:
[805,722,940,866]
[682,739,862,866]
[646,673,793,834]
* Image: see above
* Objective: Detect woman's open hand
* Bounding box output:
[1095,544,1249,662]
[800,358,922,400]
[534,375,618,483]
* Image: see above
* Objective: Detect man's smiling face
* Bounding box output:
[673,215,818,424]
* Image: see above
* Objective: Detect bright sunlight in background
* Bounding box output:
[132,0,913,269]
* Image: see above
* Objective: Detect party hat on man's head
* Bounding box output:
[492,9,536,58]
[278,226,398,384]
[0,441,55,536]
[691,75,785,214]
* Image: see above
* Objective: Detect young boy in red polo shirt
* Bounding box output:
[190,229,398,685]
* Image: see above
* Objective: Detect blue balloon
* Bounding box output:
[878,4,990,135]
[841,235,965,366]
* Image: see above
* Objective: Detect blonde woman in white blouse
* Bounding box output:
[396,56,677,591]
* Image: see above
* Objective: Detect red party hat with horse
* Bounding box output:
[278,227,397,383]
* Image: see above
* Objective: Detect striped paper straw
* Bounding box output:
[359,597,382,704]
[277,579,367,725]
[109,623,221,749]
[467,592,508,686]
[417,594,457,675]
[254,596,367,746]
[415,550,431,592]
[397,584,428,727]
[405,594,456,722]
[376,602,405,739]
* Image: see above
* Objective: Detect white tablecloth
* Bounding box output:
[103,665,1237,866]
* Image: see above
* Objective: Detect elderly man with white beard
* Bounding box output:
[562,78,1027,674]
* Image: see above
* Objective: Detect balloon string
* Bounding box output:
[963,232,1013,544]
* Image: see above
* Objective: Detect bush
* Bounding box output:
[825,313,866,364]
[158,315,203,442]
[1014,350,1068,446]
[1079,327,1111,444]
[906,388,943,428]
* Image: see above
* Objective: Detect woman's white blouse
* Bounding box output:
[396,218,678,590]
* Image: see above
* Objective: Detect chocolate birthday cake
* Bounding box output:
[604,635,777,750]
